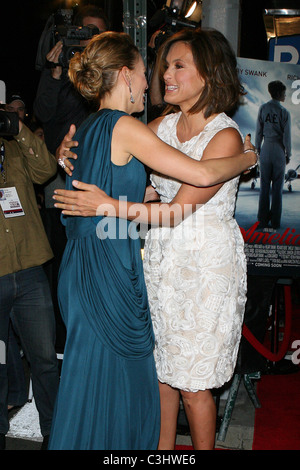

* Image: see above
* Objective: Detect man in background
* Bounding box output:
[0,107,59,450]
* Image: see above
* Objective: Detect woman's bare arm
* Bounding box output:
[56,117,257,185]
[53,127,254,224]
[115,115,256,187]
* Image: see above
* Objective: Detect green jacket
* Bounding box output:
[0,124,57,277]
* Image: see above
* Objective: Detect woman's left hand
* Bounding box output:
[53,180,114,217]
[144,185,160,203]
[242,134,258,174]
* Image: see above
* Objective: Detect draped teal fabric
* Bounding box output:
[48,109,160,450]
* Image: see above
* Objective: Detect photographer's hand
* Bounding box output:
[46,41,63,80]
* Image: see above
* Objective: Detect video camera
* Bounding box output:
[35,9,99,71]
[0,111,19,136]
[149,2,200,53]
[54,23,99,69]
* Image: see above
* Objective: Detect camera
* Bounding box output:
[149,3,199,53]
[0,111,19,136]
[54,24,100,69]
[35,9,99,71]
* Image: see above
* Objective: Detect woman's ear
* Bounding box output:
[120,66,131,86]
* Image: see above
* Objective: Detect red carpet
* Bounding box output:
[252,372,300,450]
[175,302,300,451]
[176,367,300,451]
[252,303,300,450]
[175,363,300,451]
[176,305,300,450]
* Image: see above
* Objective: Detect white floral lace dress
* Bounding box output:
[143,112,247,392]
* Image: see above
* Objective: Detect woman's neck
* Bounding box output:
[176,109,218,143]
[99,91,132,115]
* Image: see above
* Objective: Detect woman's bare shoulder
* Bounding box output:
[147,115,165,134]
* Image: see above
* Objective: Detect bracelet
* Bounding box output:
[244,148,259,170]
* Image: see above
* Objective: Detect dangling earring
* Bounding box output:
[129,82,135,104]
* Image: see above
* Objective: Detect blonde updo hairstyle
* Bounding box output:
[68,31,140,103]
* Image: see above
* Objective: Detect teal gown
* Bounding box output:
[48,109,160,450]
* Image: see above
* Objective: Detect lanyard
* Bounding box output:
[0,142,5,182]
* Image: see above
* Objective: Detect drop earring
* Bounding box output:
[129,82,135,104]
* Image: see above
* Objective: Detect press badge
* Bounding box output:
[0,187,25,218]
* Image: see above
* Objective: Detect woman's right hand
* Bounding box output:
[53,180,115,217]
[56,124,78,176]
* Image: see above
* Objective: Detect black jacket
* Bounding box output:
[34,68,91,154]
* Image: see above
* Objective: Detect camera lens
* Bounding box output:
[66,46,83,61]
[59,46,84,68]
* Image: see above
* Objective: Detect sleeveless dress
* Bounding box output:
[143,112,247,392]
[48,109,160,450]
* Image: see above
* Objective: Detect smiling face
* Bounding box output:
[130,55,148,113]
[163,41,205,111]
[156,29,242,118]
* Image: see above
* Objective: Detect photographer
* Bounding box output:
[34,5,109,156]
[0,110,59,450]
[4,93,26,123]
[33,5,109,353]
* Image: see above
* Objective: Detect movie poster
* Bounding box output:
[233,57,300,276]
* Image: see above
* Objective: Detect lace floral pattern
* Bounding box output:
[143,113,247,391]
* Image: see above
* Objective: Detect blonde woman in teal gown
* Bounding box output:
[50,32,257,450]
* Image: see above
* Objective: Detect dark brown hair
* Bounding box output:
[157,28,244,118]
